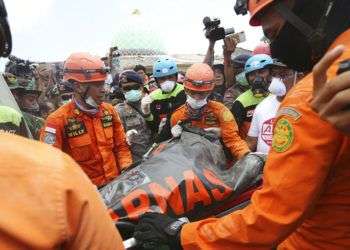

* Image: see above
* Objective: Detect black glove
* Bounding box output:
[133,212,186,250]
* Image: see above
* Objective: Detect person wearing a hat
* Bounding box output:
[40,52,132,187]
[246,61,301,153]
[4,72,44,139]
[223,53,252,110]
[115,70,152,162]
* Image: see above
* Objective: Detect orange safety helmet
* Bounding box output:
[63,52,108,83]
[184,63,215,92]
[248,0,274,26]
[253,42,271,55]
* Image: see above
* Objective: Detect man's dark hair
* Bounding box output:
[134,64,146,73]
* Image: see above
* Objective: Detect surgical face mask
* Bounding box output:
[125,89,142,103]
[85,96,99,109]
[160,80,175,93]
[235,72,249,87]
[186,95,207,110]
[268,77,287,97]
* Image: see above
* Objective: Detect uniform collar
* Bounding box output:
[72,98,104,117]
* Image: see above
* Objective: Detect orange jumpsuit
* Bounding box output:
[180,29,350,249]
[40,101,132,187]
[171,100,249,159]
[0,133,124,250]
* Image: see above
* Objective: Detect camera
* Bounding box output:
[203,16,235,41]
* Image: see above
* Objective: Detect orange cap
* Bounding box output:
[184,63,215,92]
[249,0,274,26]
[63,52,107,83]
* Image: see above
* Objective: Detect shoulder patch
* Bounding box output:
[276,107,301,121]
[222,110,234,122]
[44,132,56,145]
[272,118,294,153]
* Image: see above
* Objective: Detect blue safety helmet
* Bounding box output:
[153,57,178,78]
[244,54,273,75]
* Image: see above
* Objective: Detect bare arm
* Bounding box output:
[203,40,216,66]
[223,36,238,89]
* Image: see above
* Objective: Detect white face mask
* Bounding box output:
[186,95,207,109]
[160,80,175,93]
[268,77,287,97]
[85,96,99,109]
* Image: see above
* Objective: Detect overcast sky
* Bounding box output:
[4,0,263,62]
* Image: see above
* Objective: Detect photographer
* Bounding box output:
[202,17,238,103]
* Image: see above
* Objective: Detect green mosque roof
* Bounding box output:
[112,10,166,55]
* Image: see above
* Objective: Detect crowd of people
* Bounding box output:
[1,37,299,162]
[1,0,350,249]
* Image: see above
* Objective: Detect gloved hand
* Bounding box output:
[125,129,138,145]
[204,127,222,137]
[141,94,153,115]
[133,212,186,250]
[171,124,183,138]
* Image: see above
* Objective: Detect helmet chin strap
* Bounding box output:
[273,0,335,62]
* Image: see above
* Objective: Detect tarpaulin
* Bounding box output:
[100,131,265,222]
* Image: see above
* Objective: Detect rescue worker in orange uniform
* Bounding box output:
[0,2,124,249]
[1,133,125,250]
[40,52,132,187]
[170,63,250,160]
[133,0,350,249]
